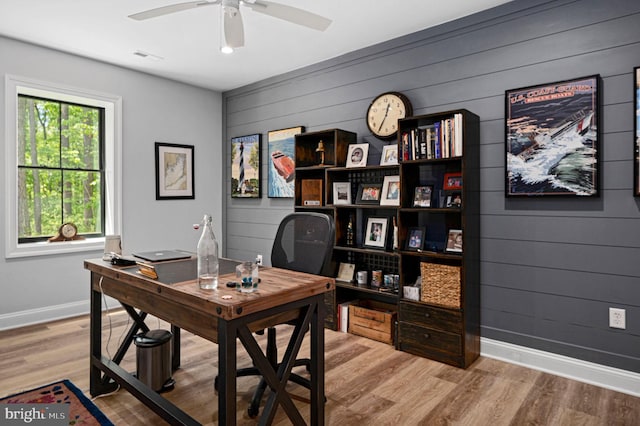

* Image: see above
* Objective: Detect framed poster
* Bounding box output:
[364,217,388,249]
[155,142,194,200]
[231,134,261,198]
[505,75,600,197]
[635,67,640,196]
[268,126,304,198]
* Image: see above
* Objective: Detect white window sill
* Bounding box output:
[6,238,105,259]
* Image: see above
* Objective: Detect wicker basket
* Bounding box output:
[420,262,461,308]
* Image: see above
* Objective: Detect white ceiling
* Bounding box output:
[0,0,512,92]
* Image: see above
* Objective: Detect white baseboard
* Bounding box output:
[0,301,90,330]
[481,337,640,397]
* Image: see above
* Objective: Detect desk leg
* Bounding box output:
[310,296,325,426]
[218,318,237,425]
[172,325,181,371]
[90,276,102,397]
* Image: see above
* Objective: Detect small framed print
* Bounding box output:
[380,144,399,166]
[155,142,194,200]
[346,143,369,168]
[445,192,462,208]
[333,182,352,205]
[443,172,462,190]
[356,183,382,205]
[446,229,463,253]
[336,262,356,283]
[364,217,388,249]
[413,185,433,207]
[380,175,400,206]
[405,227,425,251]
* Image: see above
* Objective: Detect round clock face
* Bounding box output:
[60,223,77,239]
[366,92,413,139]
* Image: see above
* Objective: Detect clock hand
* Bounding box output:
[378,104,391,132]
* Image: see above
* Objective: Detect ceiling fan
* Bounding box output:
[129,0,332,50]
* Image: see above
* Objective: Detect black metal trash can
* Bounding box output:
[134,329,173,392]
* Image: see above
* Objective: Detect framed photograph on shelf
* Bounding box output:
[635,67,640,196]
[413,185,433,207]
[364,217,388,249]
[336,262,356,283]
[380,175,400,206]
[231,134,261,198]
[445,192,462,208]
[346,143,369,168]
[380,144,399,166]
[443,172,462,190]
[155,142,194,200]
[332,182,351,205]
[405,227,425,251]
[268,126,304,198]
[445,229,463,253]
[355,183,382,205]
[506,75,600,197]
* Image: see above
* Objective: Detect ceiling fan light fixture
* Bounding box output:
[220,45,234,54]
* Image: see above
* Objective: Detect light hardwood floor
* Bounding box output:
[1,309,638,425]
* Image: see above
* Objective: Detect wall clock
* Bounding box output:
[366,92,413,140]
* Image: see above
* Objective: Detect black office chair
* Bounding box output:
[229,212,335,418]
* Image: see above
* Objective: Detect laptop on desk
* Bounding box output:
[132,250,192,263]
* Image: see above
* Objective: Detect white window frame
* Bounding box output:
[4,75,122,258]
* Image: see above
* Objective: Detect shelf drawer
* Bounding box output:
[398,301,462,333]
[398,321,462,356]
[348,300,396,345]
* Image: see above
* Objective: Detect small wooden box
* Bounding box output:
[348,300,397,345]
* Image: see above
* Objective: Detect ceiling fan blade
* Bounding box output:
[129,0,220,21]
[244,0,331,31]
[224,7,245,48]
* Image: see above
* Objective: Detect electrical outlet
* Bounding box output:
[256,254,263,265]
[609,307,626,329]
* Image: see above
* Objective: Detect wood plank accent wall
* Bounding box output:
[223,0,640,373]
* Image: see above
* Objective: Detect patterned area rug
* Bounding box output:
[0,379,113,425]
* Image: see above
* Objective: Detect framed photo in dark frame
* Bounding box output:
[355,183,382,205]
[634,67,640,196]
[155,142,194,200]
[231,134,261,198]
[413,185,433,207]
[363,217,388,249]
[505,75,600,197]
[405,227,425,251]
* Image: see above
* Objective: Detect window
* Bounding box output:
[5,75,122,258]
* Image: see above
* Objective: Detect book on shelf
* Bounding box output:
[400,113,463,161]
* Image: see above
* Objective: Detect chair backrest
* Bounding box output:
[271,212,335,276]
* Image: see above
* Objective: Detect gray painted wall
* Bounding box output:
[223,0,640,372]
[0,37,223,328]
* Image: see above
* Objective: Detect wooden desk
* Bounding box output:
[85,258,334,425]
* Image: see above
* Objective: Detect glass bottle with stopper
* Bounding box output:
[197,214,219,290]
